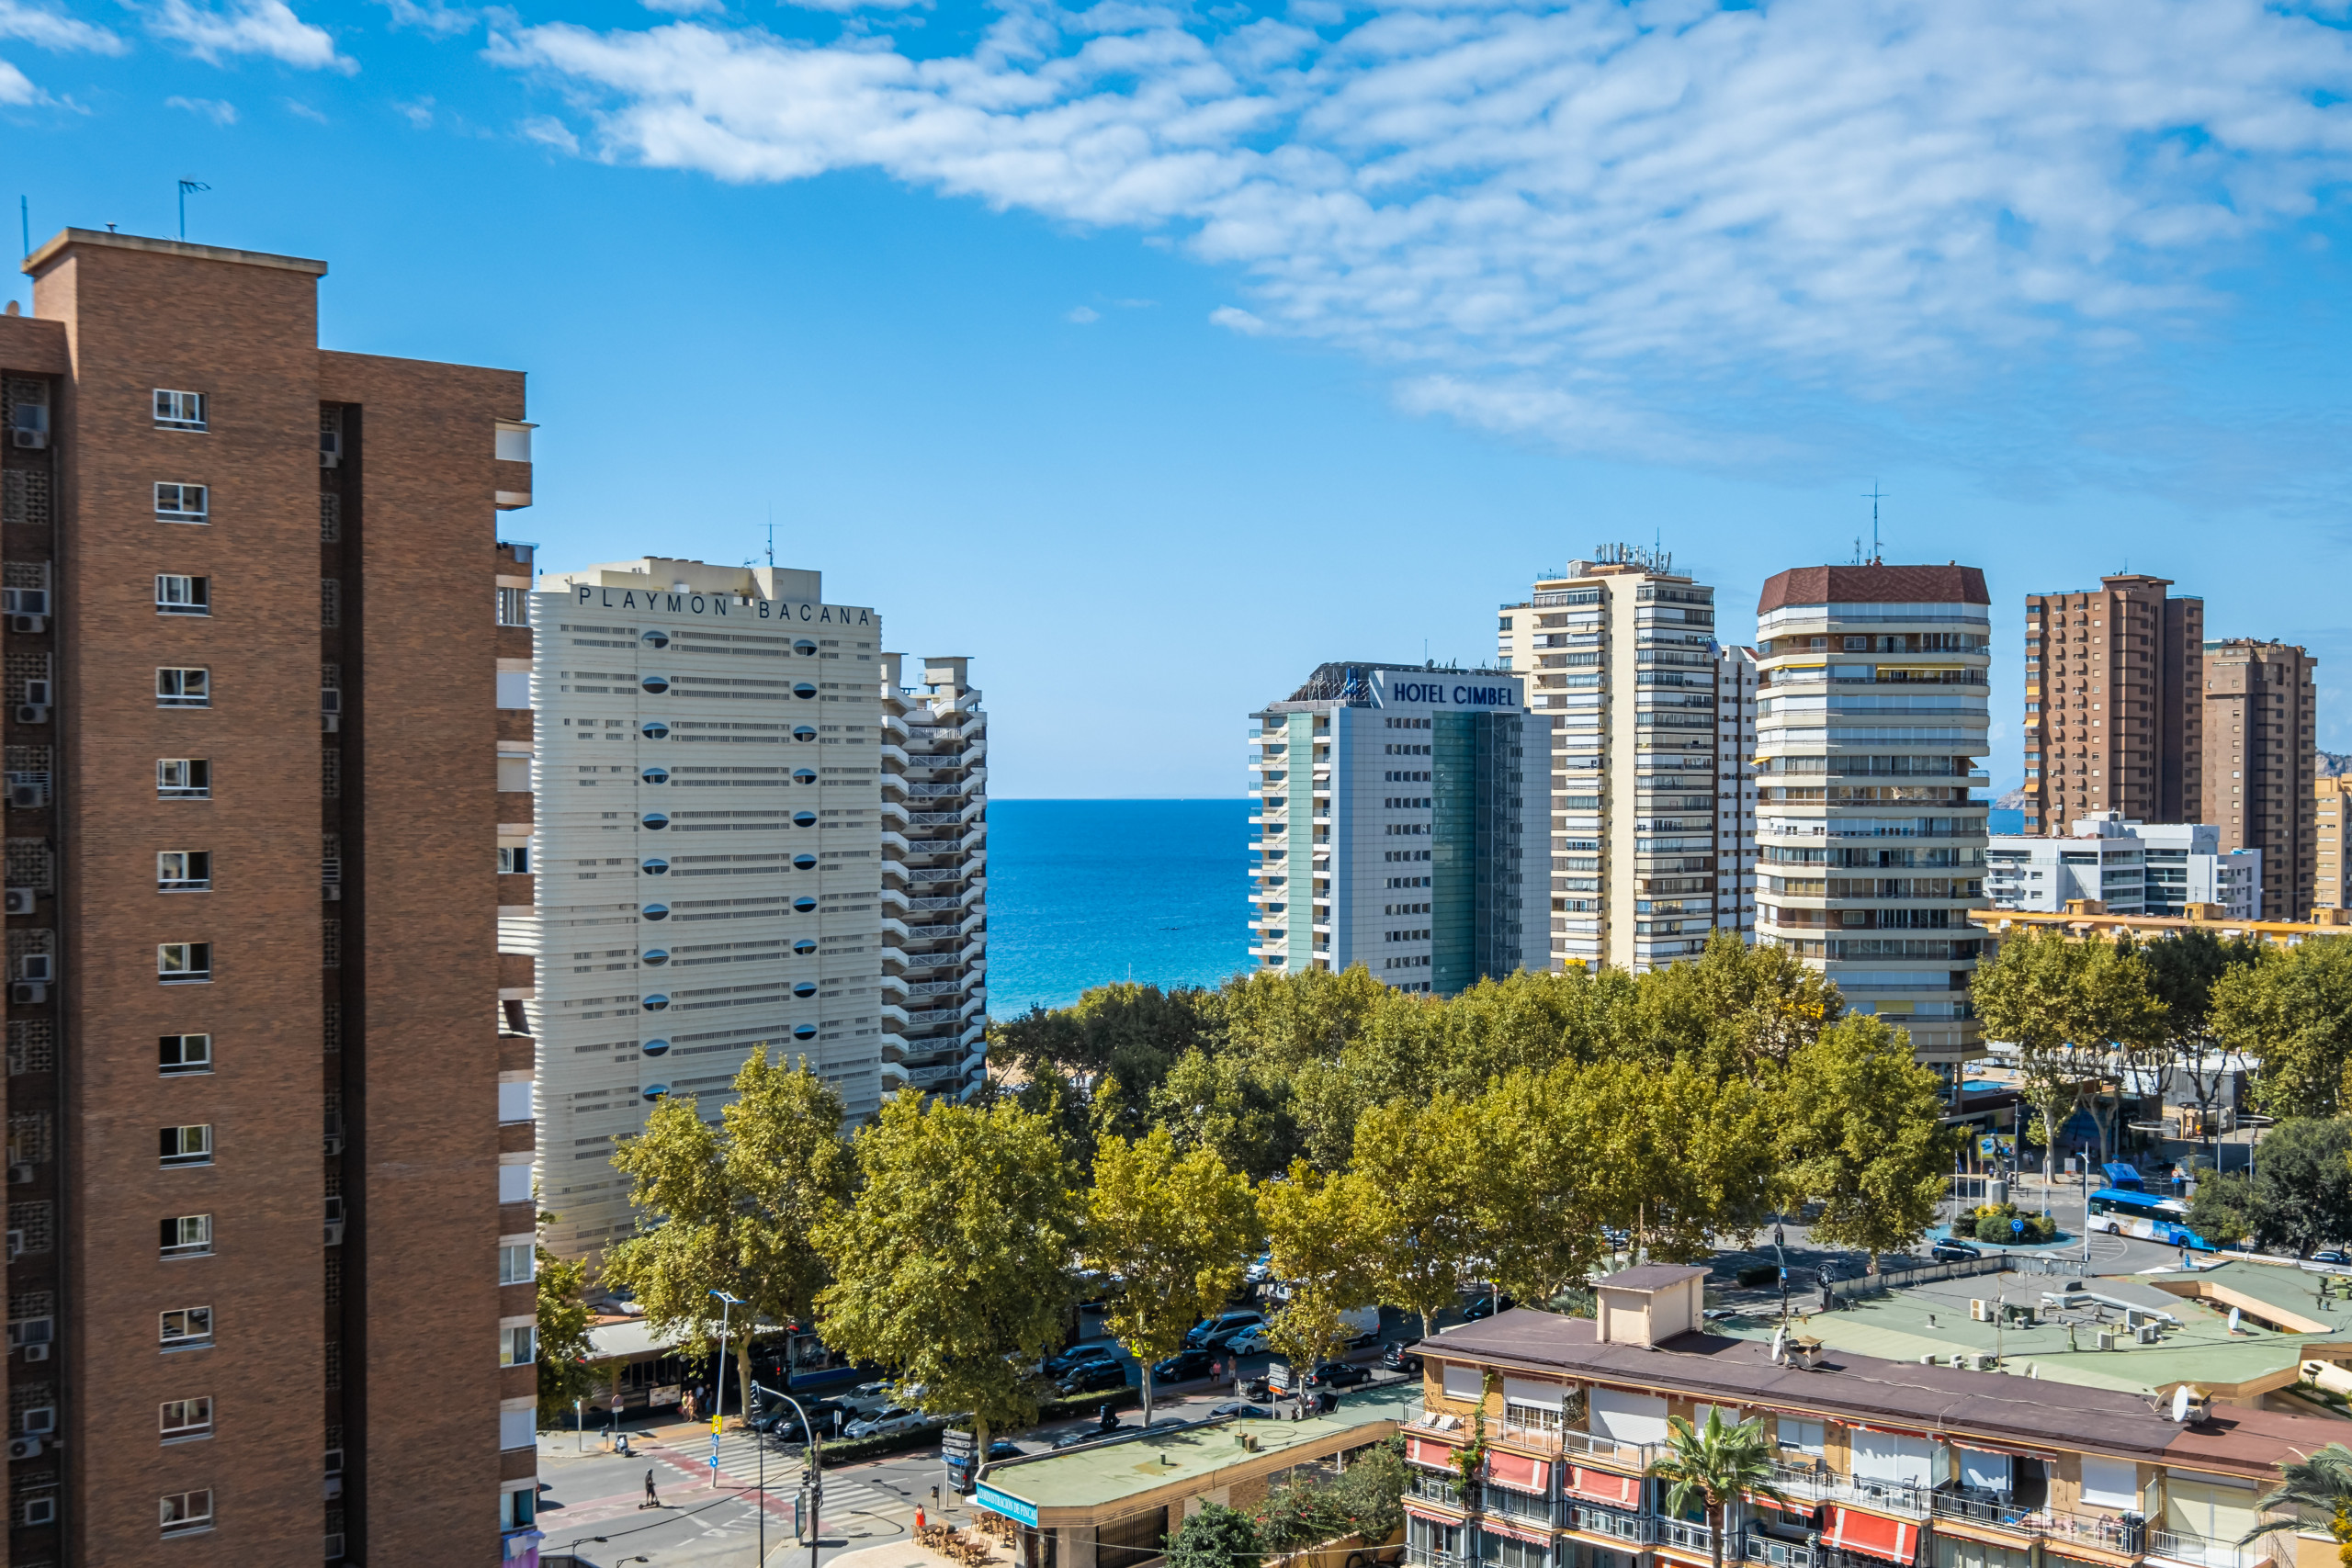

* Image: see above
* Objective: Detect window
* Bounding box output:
[153,390,207,431]
[154,483,209,522]
[157,758,210,798]
[160,1306,213,1348]
[160,1213,212,1258]
[155,575,210,616]
[160,1033,212,1075]
[159,1125,213,1168]
[159,942,211,983]
[498,846,528,875]
[156,667,209,707]
[160,1396,213,1441]
[496,587,529,626]
[494,421,534,463]
[499,1243,535,1285]
[159,1487,213,1535]
[496,671,532,708]
[158,852,211,891]
[500,1324,537,1367]
[500,1484,537,1530]
[1775,1417,1825,1456]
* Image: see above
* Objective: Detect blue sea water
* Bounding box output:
[1987,807,2024,835]
[988,799,1253,1013]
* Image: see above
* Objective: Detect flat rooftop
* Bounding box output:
[978,1386,1419,1516]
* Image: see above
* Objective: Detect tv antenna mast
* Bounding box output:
[176,179,209,242]
[1860,480,1887,565]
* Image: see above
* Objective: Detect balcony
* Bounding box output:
[1743,1535,1818,1568]
[1928,1492,2041,1540]
[1557,1427,1653,1468]
[1406,1472,1464,1508]
[2149,1529,2248,1568]
[1564,1503,1653,1546]
[1768,1462,1929,1519]
[1483,1488,1557,1529]
[1657,1518,1718,1559]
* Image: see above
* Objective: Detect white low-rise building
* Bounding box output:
[1987,812,2259,919]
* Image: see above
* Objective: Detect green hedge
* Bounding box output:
[1951,1202,2059,1245]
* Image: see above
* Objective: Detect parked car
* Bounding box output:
[1227,1324,1274,1357]
[1057,1361,1128,1396]
[1307,1361,1371,1389]
[1460,1293,1514,1323]
[844,1406,931,1441]
[986,1440,1025,1461]
[840,1381,900,1418]
[1929,1239,1982,1263]
[1380,1344,1423,1375]
[753,1396,848,1440]
[1206,1401,1270,1419]
[1152,1348,1217,1384]
[1185,1311,1265,1350]
[2313,1249,2351,1266]
[1043,1343,1121,1379]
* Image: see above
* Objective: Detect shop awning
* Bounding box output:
[1482,1518,1553,1547]
[1407,1437,1459,1471]
[1563,1467,1643,1509]
[1825,1507,1919,1564]
[1485,1452,1550,1496]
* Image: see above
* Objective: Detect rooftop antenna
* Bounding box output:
[176,179,209,242]
[1860,480,1887,565]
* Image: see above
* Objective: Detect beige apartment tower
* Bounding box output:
[1497,547,1750,973]
[2021,575,2203,833]
[2203,639,2319,920]
[2319,775,2348,912]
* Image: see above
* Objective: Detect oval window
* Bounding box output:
[793,939,817,955]
[793,768,817,784]
[794,638,817,656]
[641,994,670,1012]
[641,628,670,649]
[793,853,817,871]
[641,812,669,830]
[641,766,669,785]
[641,950,669,967]
[641,1039,671,1057]
[794,682,818,699]
[640,720,670,740]
[641,1084,670,1101]
[793,981,817,998]
[641,674,670,695]
[793,811,817,828]
[792,726,817,742]
[793,1023,818,1041]
[640,904,670,921]
[640,858,669,875]
[793,896,817,912]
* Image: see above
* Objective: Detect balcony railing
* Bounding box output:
[1406,1472,1464,1508]
[1483,1488,1556,1527]
[1657,1518,1717,1557]
[1496,1418,1566,1452]
[1405,1551,1462,1568]
[2149,1529,2248,1568]
[1768,1463,1930,1520]
[1564,1503,1652,1545]
[1928,1492,2038,1536]
[1558,1428,1654,1467]
[1743,1534,1817,1568]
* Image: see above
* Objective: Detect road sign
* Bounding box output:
[1267,1361,1294,1393]
[942,1429,978,1454]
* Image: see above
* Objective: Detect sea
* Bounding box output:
[988,799,1253,1013]
[986,799,2030,1015]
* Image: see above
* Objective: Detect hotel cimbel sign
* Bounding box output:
[1370,669,1524,709]
[560,582,876,627]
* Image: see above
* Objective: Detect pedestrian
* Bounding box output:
[643,1469,662,1509]
[682,1388,696,1423]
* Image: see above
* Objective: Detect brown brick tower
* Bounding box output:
[0,229,537,1565]
[2020,574,2203,834]
[2203,638,2320,920]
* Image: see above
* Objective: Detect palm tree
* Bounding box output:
[1648,1410,1791,1568]
[2243,1443,2352,1557]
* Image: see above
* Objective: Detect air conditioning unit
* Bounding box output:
[320,431,343,468]
[7,1164,31,1185]
[2097,1329,2118,1352]
[6,1434,41,1460]
[4,889,32,916]
[7,615,45,636]
[6,777,47,809]
[9,982,44,1006]
[21,1343,46,1363]
[322,882,341,900]
[323,1132,345,1156]
[322,713,340,733]
[13,705,46,727]
[2137,1323,2161,1345]
[9,429,46,453]
[323,1473,344,1499]
[1968,1299,1988,1322]
[324,1221,345,1247]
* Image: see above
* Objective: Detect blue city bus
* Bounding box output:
[2087,1188,2215,1250]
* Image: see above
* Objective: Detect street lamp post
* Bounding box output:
[710,1290,742,1491]
[754,1380,823,1568]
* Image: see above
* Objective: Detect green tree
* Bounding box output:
[1623,1058,1777,1261]
[1351,1094,1486,1338]
[1256,1160,1379,1382]
[2214,940,2352,1119]
[2248,1119,2352,1256]
[812,1091,1081,1454]
[1635,931,1844,1079]
[1777,1015,1956,1269]
[535,1213,600,1425]
[1648,1410,1791,1568]
[602,1050,854,1418]
[2141,929,2263,1164]
[1328,1435,1408,1544]
[1974,930,2163,1183]
[2185,1170,2261,1251]
[1167,1501,1264,1568]
[1472,1064,1617,1307]
[2244,1441,2352,1562]
[1150,1049,1302,1181]
[1083,1126,1261,1423]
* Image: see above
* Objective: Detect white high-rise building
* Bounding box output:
[1248,664,1547,994]
[522,557,887,1258]
[1496,547,1751,972]
[1987,814,2260,919]
[878,655,989,1102]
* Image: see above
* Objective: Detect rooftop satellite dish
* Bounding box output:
[2170,1385,2190,1422]
[2227,1306,2243,1335]
[1770,1326,1788,1364]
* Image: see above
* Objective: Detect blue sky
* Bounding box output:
[8,0,2352,799]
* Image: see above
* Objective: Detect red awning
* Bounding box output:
[1826,1507,1920,1564]
[1408,1437,1460,1471]
[1484,1451,1550,1496]
[1563,1467,1644,1509]
[1405,1504,1462,1526]
[1482,1518,1553,1547]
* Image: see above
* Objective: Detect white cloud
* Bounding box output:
[1208,305,1266,335]
[487,0,2352,468]
[1066,304,1100,322]
[520,112,577,150]
[280,94,326,119]
[166,92,237,122]
[394,94,433,126]
[377,0,473,36]
[0,56,33,100]
[148,0,353,72]
[0,0,124,52]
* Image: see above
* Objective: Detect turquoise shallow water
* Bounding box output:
[987,799,1252,1013]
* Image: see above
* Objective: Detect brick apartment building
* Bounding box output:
[2202,639,2318,922]
[0,230,538,1563]
[2020,576,2203,835]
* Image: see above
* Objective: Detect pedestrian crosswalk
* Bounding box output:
[682,1430,912,1517]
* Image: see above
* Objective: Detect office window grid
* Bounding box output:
[5,838,51,890]
[319,491,341,542]
[7,1020,53,1075]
